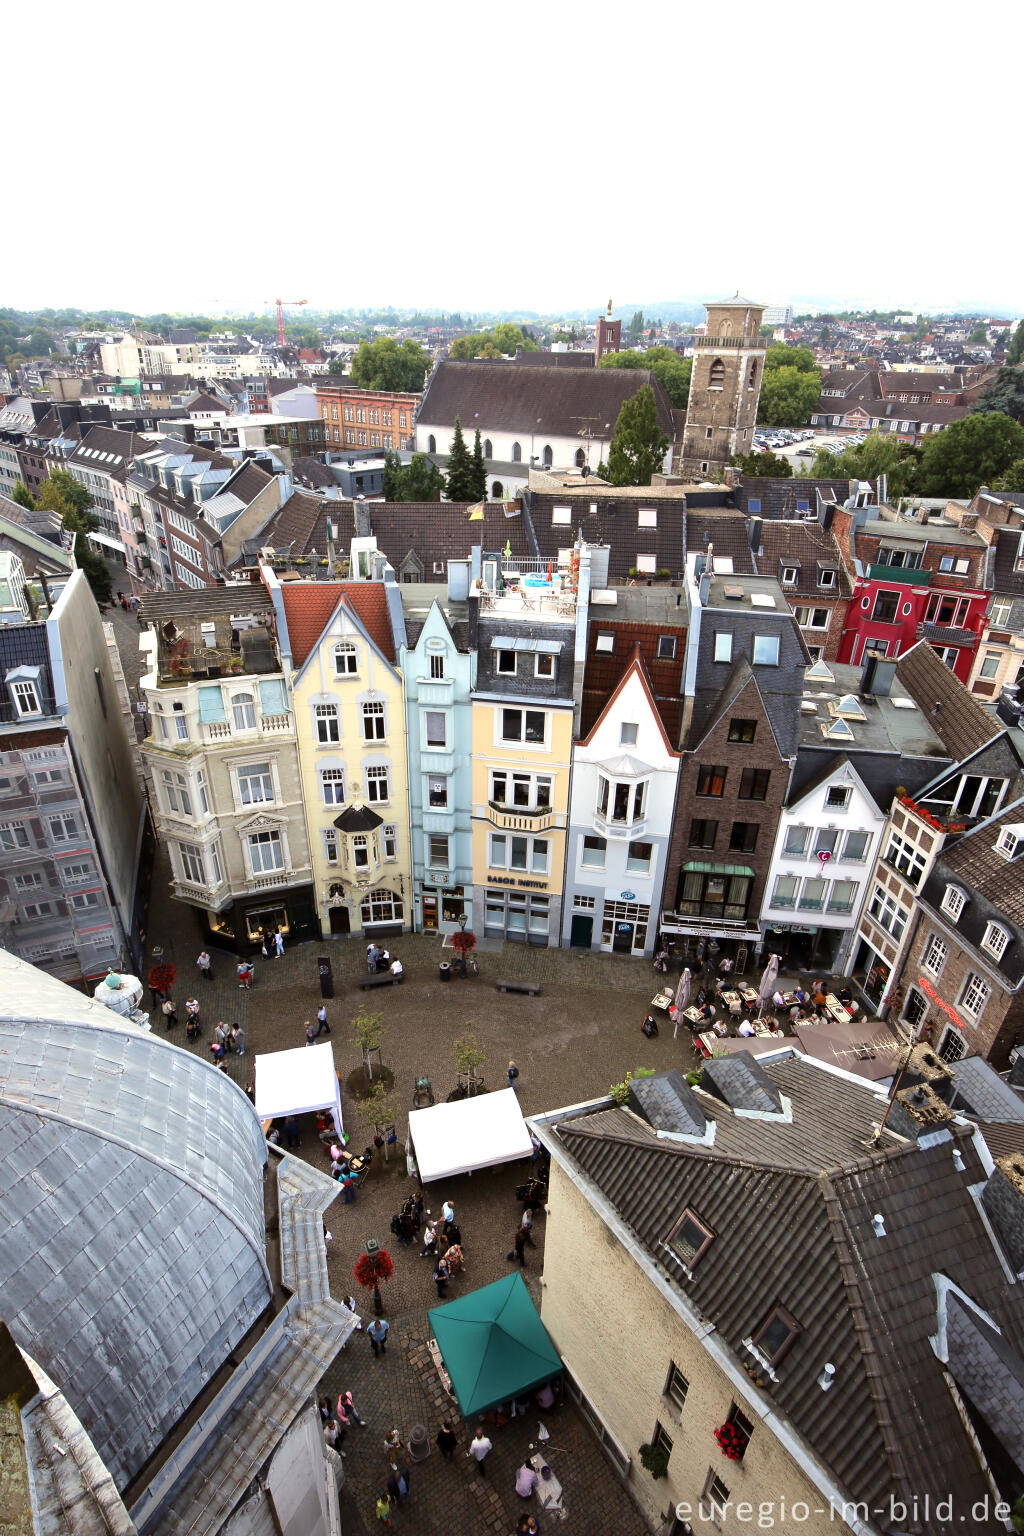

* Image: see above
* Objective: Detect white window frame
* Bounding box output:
[534,652,555,679]
[960,972,990,1019]
[179,842,205,884]
[10,678,42,717]
[428,833,450,869]
[334,640,358,676]
[752,634,780,666]
[231,691,257,731]
[237,761,274,807]
[424,711,447,748]
[362,699,386,741]
[982,922,1010,961]
[922,934,948,977]
[366,763,391,803]
[941,884,966,921]
[714,632,732,663]
[499,707,547,747]
[247,828,284,875]
[314,702,340,743]
[320,767,345,805]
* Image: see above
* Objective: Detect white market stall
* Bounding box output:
[408,1088,532,1183]
[254,1041,344,1138]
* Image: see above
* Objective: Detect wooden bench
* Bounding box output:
[360,970,405,989]
[495,978,541,996]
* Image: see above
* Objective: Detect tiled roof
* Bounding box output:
[222,460,274,507]
[683,510,756,573]
[365,500,531,574]
[924,797,1024,946]
[339,582,396,664]
[530,490,684,582]
[252,488,329,556]
[552,1054,1024,1530]
[755,519,853,596]
[733,477,851,519]
[280,582,345,667]
[947,1055,1024,1122]
[991,526,1024,599]
[418,360,677,440]
[895,641,1000,759]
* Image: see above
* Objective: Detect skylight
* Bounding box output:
[832,694,866,720]
[750,593,776,608]
[805,659,835,683]
[822,718,855,741]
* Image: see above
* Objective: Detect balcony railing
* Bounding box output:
[485,804,559,833]
[693,334,760,350]
[593,812,647,841]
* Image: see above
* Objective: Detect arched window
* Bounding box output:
[709,358,725,389]
[483,439,492,458]
[231,691,256,730]
[511,442,522,463]
[718,319,732,338]
[748,359,758,390]
[492,481,504,500]
[334,641,358,676]
[427,434,436,454]
[542,444,553,467]
[574,448,586,468]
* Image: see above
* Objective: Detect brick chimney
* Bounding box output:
[885,1080,956,1141]
[899,1044,954,1102]
[981,1154,1024,1271]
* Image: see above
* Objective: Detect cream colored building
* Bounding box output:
[273,569,411,941]
[138,586,317,951]
[533,1051,1021,1536]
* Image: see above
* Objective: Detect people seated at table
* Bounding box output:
[793,986,808,1006]
[772,988,786,1008]
[812,982,828,1007]
[737,1018,755,1037]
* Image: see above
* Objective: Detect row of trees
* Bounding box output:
[9,471,111,605]
[756,343,821,429]
[380,416,488,503]
[449,323,538,360]
[810,412,1024,499]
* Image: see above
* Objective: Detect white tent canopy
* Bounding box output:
[408,1088,531,1183]
[254,1042,344,1138]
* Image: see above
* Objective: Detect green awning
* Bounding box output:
[428,1274,562,1418]
[198,686,226,723]
[682,862,754,877]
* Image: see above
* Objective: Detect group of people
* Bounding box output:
[209,1019,244,1065]
[305,1004,332,1045]
[366,942,402,977]
[373,1409,552,1526]
[419,1198,464,1297]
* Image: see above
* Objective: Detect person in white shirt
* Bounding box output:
[468,1426,493,1475]
[391,957,404,977]
[737,1019,755,1037]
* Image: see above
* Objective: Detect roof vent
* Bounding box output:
[952,1148,965,1173]
[872,1213,886,1238]
[818,1363,836,1391]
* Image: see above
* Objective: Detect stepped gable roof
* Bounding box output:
[895,641,1000,759]
[419,359,676,439]
[551,1052,1023,1534]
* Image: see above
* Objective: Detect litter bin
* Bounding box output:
[439,961,451,983]
[317,955,334,999]
[409,1423,430,1462]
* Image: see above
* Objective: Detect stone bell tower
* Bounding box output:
[679,294,766,479]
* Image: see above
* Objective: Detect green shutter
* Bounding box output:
[198,687,226,723]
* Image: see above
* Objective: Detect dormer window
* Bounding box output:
[995,824,1024,861]
[7,668,43,718]
[751,1304,802,1366]
[781,567,798,585]
[941,884,966,922]
[668,1207,714,1268]
[817,565,837,589]
[982,922,1011,961]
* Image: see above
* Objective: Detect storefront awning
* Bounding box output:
[682,862,754,878]
[87,529,127,553]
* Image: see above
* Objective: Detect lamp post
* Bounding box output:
[457,910,468,976]
[364,1237,385,1315]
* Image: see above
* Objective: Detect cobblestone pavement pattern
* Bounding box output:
[110,592,688,1535]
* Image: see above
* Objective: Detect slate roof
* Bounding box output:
[918,799,1024,982]
[895,641,1000,759]
[334,803,383,832]
[365,500,531,574]
[418,360,677,440]
[550,1053,1024,1534]
[292,455,337,490]
[755,519,853,597]
[0,621,56,714]
[250,487,330,556]
[991,525,1024,599]
[733,477,851,519]
[947,1055,1024,1122]
[529,489,685,582]
[185,391,224,413]
[683,509,756,573]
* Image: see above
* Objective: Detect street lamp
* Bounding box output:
[364,1237,386,1315]
[457,911,468,975]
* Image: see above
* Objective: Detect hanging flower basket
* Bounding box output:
[713,1423,744,1460]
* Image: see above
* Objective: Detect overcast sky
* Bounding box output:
[7,1,1020,318]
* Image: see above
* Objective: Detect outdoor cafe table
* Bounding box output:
[738,985,759,1005]
[651,990,674,1013]
[825,993,853,1024]
[683,1005,704,1025]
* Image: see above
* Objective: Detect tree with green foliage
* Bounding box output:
[327,356,345,376]
[915,412,1024,498]
[470,428,487,501]
[604,386,670,487]
[401,454,445,502]
[811,432,920,497]
[968,322,990,346]
[757,365,821,428]
[449,325,538,360]
[381,449,403,502]
[10,481,35,509]
[628,310,644,340]
[445,417,476,502]
[453,1031,486,1097]
[1008,326,1024,369]
[599,347,692,409]
[765,343,817,374]
[732,448,792,479]
[995,459,1024,493]
[971,366,1024,423]
[350,1005,386,1082]
[34,472,112,606]
[349,336,430,392]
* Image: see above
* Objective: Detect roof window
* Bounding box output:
[667,1207,714,1270]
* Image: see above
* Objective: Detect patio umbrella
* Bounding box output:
[672,967,692,1039]
[757,954,780,1016]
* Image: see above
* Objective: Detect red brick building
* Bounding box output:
[314,383,420,452]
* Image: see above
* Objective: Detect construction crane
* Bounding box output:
[266,297,308,349]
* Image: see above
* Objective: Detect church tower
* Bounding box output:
[679,294,765,479]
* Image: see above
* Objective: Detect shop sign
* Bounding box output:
[917,974,965,1031]
[620,890,636,901]
[486,874,549,891]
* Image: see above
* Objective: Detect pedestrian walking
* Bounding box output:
[420,1220,438,1257]
[209,1040,226,1067]
[318,1396,332,1423]
[467,1426,492,1476]
[507,1058,519,1090]
[396,1466,410,1505]
[441,1199,455,1234]
[324,1419,345,1454]
[375,1492,392,1526]
[337,1390,366,1426]
[383,1426,402,1458]
[433,1257,450,1298]
[284,1116,301,1148]
[366,942,379,973]
[509,1227,528,1267]
[273,928,284,958]
[305,1019,317,1047]
[436,1420,457,1458]
[386,1468,400,1504]
[196,950,213,982]
[521,1207,536,1246]
[343,1296,364,1332]
[530,1130,543,1164]
[161,997,178,1029]
[230,1024,245,1056]
[314,1003,331,1037]
[236,960,254,989]
[368,1317,390,1356]
[185,997,201,1030]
